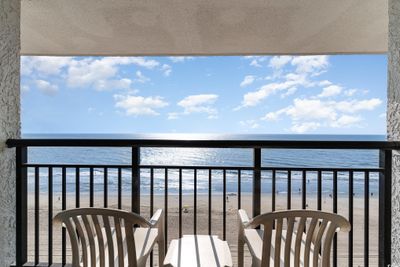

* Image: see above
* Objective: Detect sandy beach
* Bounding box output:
[27,193,378,266]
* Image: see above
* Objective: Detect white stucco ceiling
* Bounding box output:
[21,0,388,56]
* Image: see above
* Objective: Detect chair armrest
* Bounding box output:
[150,209,163,227]
[238,209,251,227]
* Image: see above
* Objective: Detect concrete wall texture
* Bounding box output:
[0,0,20,266]
[389,0,400,265]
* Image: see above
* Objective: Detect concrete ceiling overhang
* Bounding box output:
[21,0,388,56]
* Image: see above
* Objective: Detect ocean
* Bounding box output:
[25,134,385,197]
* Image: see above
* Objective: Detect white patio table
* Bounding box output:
[163,235,233,267]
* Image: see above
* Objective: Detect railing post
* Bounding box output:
[379,149,392,267]
[15,146,27,267]
[132,146,140,214]
[253,148,261,218]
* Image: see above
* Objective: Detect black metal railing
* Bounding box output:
[6,138,399,267]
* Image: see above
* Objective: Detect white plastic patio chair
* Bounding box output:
[54,208,165,267]
[238,209,350,267]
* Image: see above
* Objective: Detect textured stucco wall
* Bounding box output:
[0,0,20,266]
[389,0,400,265]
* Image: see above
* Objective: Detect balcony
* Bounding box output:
[6,138,399,266]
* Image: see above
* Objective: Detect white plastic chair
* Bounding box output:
[54,208,165,267]
[238,209,350,267]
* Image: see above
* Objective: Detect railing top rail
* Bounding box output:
[6,138,400,150]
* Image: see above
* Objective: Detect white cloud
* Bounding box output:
[167,112,180,120]
[21,85,30,93]
[285,98,337,121]
[21,56,73,76]
[261,97,382,133]
[161,64,172,76]
[177,94,218,116]
[22,56,163,91]
[269,56,292,69]
[237,74,310,108]
[281,87,297,98]
[344,89,356,97]
[262,111,283,121]
[330,115,362,128]
[291,56,329,75]
[240,75,256,87]
[239,120,260,129]
[135,71,150,83]
[114,95,168,116]
[237,56,331,109]
[128,57,160,69]
[250,60,262,67]
[244,56,268,67]
[35,80,58,96]
[95,78,133,91]
[168,57,194,63]
[319,80,332,86]
[318,85,343,98]
[291,122,321,133]
[335,98,382,113]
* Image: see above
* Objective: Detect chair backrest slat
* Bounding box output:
[73,216,88,267]
[114,216,125,267]
[284,217,295,267]
[312,220,328,267]
[64,217,81,266]
[125,223,137,267]
[262,222,273,266]
[274,218,283,267]
[102,214,115,266]
[304,217,318,267]
[321,222,337,267]
[294,217,307,267]
[92,215,106,267]
[82,215,97,266]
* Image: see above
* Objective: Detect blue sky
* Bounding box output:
[21,55,387,135]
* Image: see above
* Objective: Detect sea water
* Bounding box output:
[25,134,385,196]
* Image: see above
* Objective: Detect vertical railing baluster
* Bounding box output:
[253,148,261,217]
[194,168,197,234]
[238,169,241,209]
[223,169,226,240]
[89,167,94,207]
[62,167,66,265]
[48,167,53,265]
[317,171,322,210]
[348,171,354,267]
[179,168,182,237]
[16,146,28,267]
[272,170,276,212]
[333,170,338,267]
[76,168,80,208]
[118,168,122,209]
[150,168,154,267]
[208,169,212,235]
[132,146,140,214]
[150,168,154,215]
[287,171,292,210]
[164,168,168,247]
[302,170,306,209]
[379,149,392,267]
[104,168,108,208]
[34,167,39,265]
[364,171,369,267]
